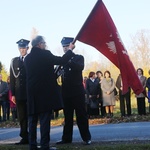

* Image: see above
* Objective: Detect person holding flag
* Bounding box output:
[56,37,91,145]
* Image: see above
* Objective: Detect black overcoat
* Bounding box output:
[86,79,100,97]
[24,47,74,115]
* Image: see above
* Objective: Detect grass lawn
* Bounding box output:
[1,141,150,150]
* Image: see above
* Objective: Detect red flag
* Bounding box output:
[74,0,144,95]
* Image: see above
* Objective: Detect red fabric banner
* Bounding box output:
[75,0,144,94]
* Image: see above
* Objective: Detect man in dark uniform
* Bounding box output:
[24,35,75,150]
[116,74,131,117]
[96,71,106,117]
[10,39,29,145]
[56,37,91,145]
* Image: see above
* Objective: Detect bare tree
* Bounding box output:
[0,61,2,73]
[0,62,8,81]
[30,27,39,40]
[28,27,39,53]
[129,29,150,70]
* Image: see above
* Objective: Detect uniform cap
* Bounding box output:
[16,39,30,48]
[61,37,74,47]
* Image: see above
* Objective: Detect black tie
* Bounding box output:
[21,56,24,62]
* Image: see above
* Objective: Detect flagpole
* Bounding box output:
[73,0,101,44]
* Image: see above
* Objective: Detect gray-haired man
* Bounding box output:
[24,35,75,150]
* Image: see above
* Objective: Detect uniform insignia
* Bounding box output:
[11,58,20,78]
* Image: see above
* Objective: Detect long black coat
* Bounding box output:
[86,79,100,97]
[10,57,27,100]
[24,47,74,115]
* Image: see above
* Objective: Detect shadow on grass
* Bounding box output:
[1,141,150,150]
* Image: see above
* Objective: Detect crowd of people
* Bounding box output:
[0,35,150,150]
[0,75,17,122]
[83,68,150,119]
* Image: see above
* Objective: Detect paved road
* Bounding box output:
[0,122,150,144]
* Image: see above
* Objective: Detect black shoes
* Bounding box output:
[56,140,72,144]
[15,139,29,145]
[84,140,92,145]
[30,146,57,150]
[50,147,58,150]
[56,139,91,145]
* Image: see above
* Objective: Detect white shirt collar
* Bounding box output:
[20,54,27,61]
[90,78,95,82]
[138,75,142,79]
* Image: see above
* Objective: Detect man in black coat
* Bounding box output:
[96,71,106,117]
[116,74,131,117]
[0,74,8,122]
[56,37,91,145]
[10,39,29,145]
[24,35,75,150]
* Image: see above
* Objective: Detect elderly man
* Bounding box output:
[24,35,75,150]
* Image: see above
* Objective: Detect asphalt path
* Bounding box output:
[0,122,150,144]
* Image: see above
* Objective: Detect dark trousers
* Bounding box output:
[0,101,7,121]
[28,112,51,150]
[62,94,91,142]
[16,100,28,140]
[0,105,1,121]
[99,100,106,117]
[11,107,17,121]
[137,97,146,115]
[51,110,59,119]
[119,91,131,117]
[6,101,10,120]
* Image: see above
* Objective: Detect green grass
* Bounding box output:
[1,142,150,150]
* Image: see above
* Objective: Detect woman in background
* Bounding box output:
[146,70,150,103]
[7,76,17,121]
[136,68,147,115]
[86,72,100,118]
[96,70,105,118]
[101,70,116,118]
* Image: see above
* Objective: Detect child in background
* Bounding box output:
[7,76,17,122]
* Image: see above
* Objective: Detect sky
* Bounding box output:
[0,0,150,72]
